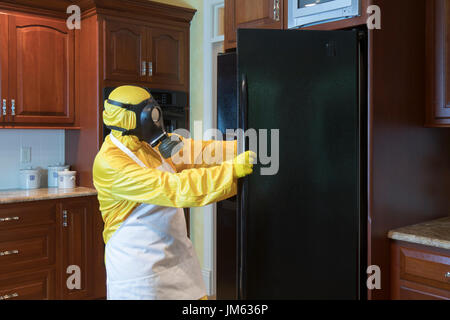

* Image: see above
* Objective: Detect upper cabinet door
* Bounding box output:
[0,14,8,123]
[225,0,283,50]
[104,19,147,83]
[148,28,186,89]
[8,15,74,124]
[426,0,450,127]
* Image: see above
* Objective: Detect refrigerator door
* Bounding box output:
[237,29,363,299]
[217,52,239,300]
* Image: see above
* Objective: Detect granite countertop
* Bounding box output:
[0,187,98,204]
[388,217,450,250]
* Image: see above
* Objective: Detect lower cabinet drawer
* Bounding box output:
[0,201,57,230]
[400,246,450,291]
[398,280,450,300]
[0,225,56,273]
[0,268,56,300]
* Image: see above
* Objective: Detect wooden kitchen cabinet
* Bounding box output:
[425,0,450,127]
[0,225,56,274]
[224,0,372,50]
[391,241,450,300]
[0,196,105,300]
[103,17,187,89]
[59,198,93,300]
[223,0,370,49]
[66,0,195,187]
[0,13,7,123]
[0,12,75,126]
[149,28,186,88]
[0,268,57,300]
[224,0,283,51]
[104,18,147,83]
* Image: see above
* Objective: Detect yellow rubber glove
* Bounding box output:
[228,151,257,178]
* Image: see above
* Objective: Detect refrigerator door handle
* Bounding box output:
[238,74,248,299]
[240,74,248,151]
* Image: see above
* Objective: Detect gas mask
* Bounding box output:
[106,97,184,159]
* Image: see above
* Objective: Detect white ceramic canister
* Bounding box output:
[48,164,70,188]
[57,169,77,189]
[19,168,41,190]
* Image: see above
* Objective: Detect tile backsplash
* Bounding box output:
[0,130,65,190]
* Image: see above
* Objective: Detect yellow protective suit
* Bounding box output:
[93,86,238,244]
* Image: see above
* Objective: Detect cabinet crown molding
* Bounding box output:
[0,0,76,18]
[77,0,196,22]
[0,0,196,23]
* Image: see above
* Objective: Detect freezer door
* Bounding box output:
[237,29,363,299]
[216,52,239,300]
[217,52,238,137]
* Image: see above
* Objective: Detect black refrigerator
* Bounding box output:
[217,29,368,300]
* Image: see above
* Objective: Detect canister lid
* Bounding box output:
[20,167,38,173]
[58,169,76,176]
[49,164,69,169]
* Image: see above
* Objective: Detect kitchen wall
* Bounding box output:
[151,0,206,267]
[0,130,65,190]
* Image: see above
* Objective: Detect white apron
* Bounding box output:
[105,134,206,300]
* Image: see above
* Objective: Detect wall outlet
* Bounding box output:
[21,146,31,163]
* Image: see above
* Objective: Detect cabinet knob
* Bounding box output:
[142,61,147,76]
[445,272,450,279]
[148,62,153,77]
[0,293,19,300]
[11,99,15,116]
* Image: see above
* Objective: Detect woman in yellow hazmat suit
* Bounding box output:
[93,85,255,300]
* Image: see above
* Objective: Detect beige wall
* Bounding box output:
[151,0,193,7]
[150,0,206,266]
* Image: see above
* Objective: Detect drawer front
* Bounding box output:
[0,201,57,230]
[0,225,56,273]
[399,280,450,300]
[0,268,56,300]
[400,246,450,291]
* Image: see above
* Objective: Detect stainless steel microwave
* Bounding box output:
[287,0,360,29]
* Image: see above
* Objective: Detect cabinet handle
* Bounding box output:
[0,216,19,223]
[0,250,19,257]
[273,0,280,22]
[0,293,19,300]
[11,99,15,116]
[2,99,6,116]
[62,210,68,227]
[142,61,147,76]
[148,62,153,77]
